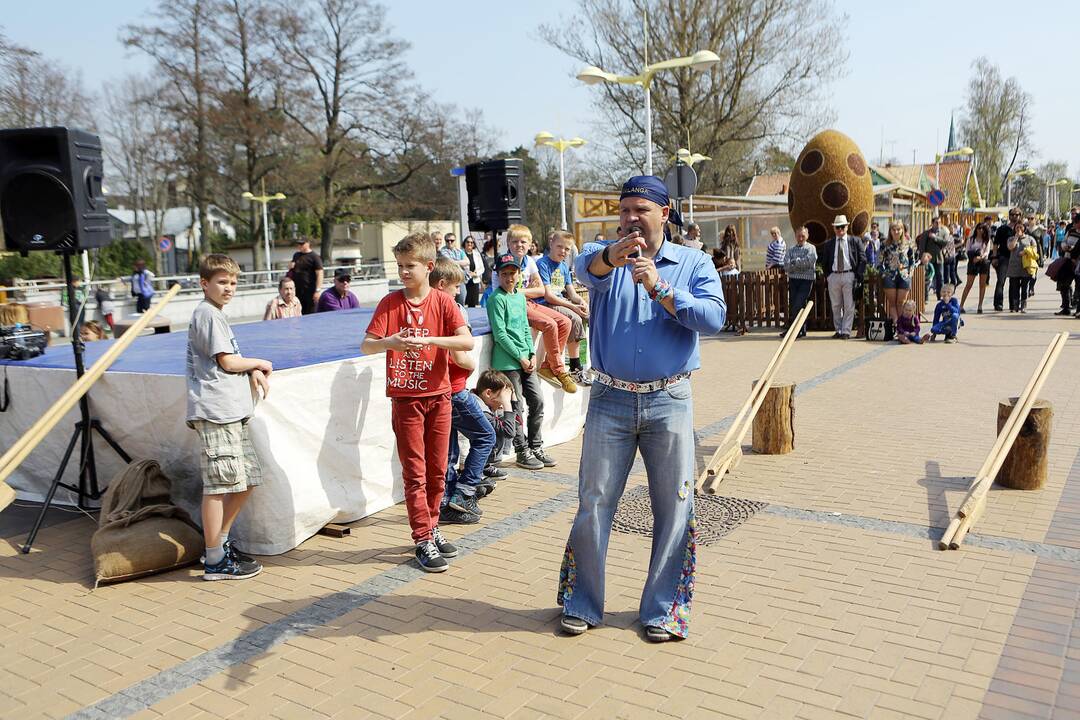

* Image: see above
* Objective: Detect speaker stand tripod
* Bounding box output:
[21,250,131,553]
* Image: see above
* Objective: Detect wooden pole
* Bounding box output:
[959,332,1067,518]
[0,284,182,490]
[941,332,1068,549]
[698,301,813,495]
[0,482,14,511]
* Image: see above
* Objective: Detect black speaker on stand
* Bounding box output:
[465,158,526,234]
[0,126,130,552]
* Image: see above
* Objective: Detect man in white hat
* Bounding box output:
[819,214,865,339]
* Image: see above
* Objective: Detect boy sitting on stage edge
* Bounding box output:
[486,252,550,471]
[429,257,496,525]
[186,254,272,581]
[499,224,578,395]
[363,234,473,573]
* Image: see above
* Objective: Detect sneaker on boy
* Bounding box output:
[203,555,263,581]
[186,254,273,583]
[531,447,557,468]
[415,540,449,573]
[482,465,508,479]
[432,525,459,558]
[363,233,473,571]
[516,448,545,470]
[439,505,480,525]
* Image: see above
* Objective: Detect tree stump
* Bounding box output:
[995,397,1052,490]
[752,382,796,454]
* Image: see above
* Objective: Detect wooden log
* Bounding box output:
[0,284,182,487]
[752,382,796,455]
[995,398,1052,490]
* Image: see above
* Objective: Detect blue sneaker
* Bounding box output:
[203,555,262,581]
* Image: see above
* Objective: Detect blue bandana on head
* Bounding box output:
[619,175,683,228]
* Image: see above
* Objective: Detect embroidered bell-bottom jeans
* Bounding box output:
[557,379,697,637]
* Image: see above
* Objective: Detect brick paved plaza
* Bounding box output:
[3,289,1080,720]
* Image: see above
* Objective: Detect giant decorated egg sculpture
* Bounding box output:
[788,129,874,245]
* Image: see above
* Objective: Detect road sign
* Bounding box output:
[928,188,946,207]
[158,236,173,252]
[664,163,698,200]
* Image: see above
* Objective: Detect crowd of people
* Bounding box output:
[696,207,1080,344]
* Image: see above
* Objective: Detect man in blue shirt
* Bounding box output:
[130,259,156,313]
[556,176,726,643]
[535,230,590,385]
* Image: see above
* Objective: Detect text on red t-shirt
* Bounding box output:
[365,289,466,398]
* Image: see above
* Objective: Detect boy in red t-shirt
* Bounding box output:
[363,234,473,573]
[429,258,497,525]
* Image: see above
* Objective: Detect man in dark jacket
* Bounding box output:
[992,208,1021,311]
[820,214,866,339]
[916,217,950,299]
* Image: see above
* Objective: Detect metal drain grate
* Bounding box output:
[611,485,766,545]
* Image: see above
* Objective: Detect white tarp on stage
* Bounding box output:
[1,335,587,554]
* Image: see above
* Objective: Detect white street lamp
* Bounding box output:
[535,132,586,230]
[1005,168,1036,207]
[672,147,710,222]
[242,181,287,284]
[1044,178,1070,219]
[576,16,719,175]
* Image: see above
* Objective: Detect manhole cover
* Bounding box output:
[612,485,766,545]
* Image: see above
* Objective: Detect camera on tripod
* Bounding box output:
[0,324,47,360]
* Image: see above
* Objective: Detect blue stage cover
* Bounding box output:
[1,307,493,376]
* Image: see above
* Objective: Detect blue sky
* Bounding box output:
[5,0,1076,176]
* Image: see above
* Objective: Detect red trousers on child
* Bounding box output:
[391,393,451,543]
[526,302,570,374]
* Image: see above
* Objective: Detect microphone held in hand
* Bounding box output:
[624,225,644,281]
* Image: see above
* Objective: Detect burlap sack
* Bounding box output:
[91,459,202,585]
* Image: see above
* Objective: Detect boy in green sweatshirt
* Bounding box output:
[486,252,548,470]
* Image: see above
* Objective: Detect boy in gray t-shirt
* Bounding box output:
[186,254,273,581]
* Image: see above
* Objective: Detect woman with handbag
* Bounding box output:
[960,223,991,314]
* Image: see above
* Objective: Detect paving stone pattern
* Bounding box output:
[2,288,1080,719]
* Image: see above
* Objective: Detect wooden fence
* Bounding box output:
[721,267,926,334]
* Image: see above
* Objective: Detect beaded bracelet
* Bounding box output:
[648,279,673,302]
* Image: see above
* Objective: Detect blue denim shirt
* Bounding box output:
[575,240,726,382]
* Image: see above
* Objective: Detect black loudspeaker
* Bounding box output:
[465,158,525,232]
[0,126,111,253]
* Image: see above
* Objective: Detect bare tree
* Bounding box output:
[958,57,1032,207]
[207,0,287,268]
[101,75,175,263]
[0,28,95,129]
[273,0,428,259]
[540,0,847,193]
[122,0,218,264]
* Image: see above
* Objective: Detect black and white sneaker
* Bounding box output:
[439,506,479,525]
[570,368,593,387]
[200,539,256,565]
[531,447,557,467]
[475,479,497,498]
[483,465,508,480]
[431,526,459,558]
[203,556,262,581]
[516,449,544,470]
[415,540,448,572]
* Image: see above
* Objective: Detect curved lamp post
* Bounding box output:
[577,48,719,175]
[535,132,586,230]
[242,181,287,283]
[1044,178,1071,219]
